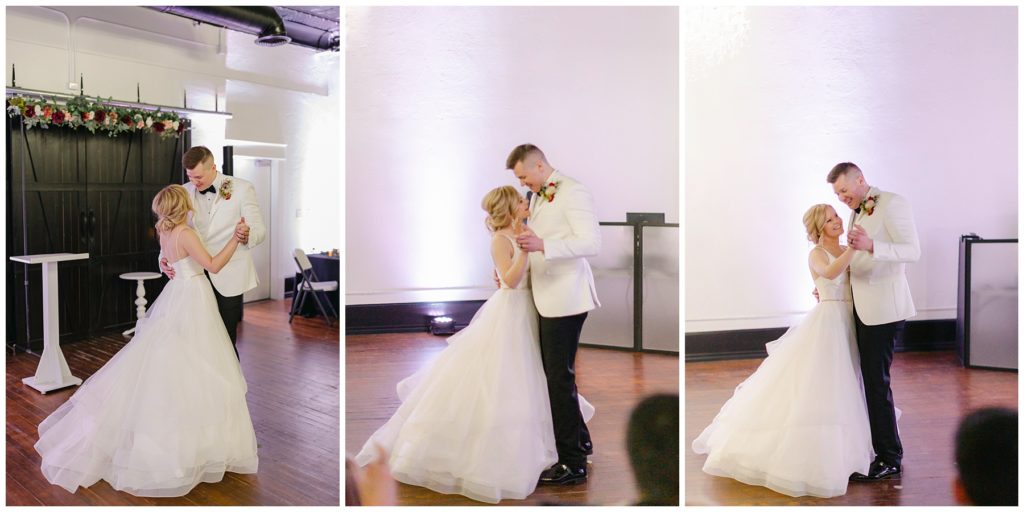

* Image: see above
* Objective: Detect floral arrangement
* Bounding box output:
[6,95,187,139]
[538,181,561,203]
[857,194,880,216]
[219,178,233,200]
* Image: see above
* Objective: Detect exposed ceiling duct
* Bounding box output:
[148,6,339,52]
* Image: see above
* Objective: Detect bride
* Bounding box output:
[691,204,875,498]
[354,185,593,504]
[34,184,259,497]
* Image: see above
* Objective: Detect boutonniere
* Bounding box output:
[538,181,561,203]
[219,178,233,201]
[857,194,879,216]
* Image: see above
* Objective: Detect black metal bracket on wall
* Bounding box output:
[600,212,678,352]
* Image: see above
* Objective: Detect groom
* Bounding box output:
[507,144,601,485]
[160,146,266,358]
[828,162,920,481]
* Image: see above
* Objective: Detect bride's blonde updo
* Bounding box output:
[481,185,521,232]
[152,184,194,233]
[802,203,831,244]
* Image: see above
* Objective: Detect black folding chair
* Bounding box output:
[289,249,338,326]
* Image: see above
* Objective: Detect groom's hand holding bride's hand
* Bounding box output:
[516,226,544,253]
[234,217,250,244]
[848,225,873,252]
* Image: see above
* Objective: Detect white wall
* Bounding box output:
[684,6,1018,332]
[6,6,340,300]
[346,6,679,305]
[225,57,341,298]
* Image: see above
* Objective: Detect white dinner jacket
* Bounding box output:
[527,170,601,318]
[847,186,920,326]
[183,173,266,297]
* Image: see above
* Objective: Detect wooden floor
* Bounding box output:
[6,299,340,506]
[346,332,679,506]
[685,351,1018,506]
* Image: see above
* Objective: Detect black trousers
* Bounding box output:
[538,312,592,468]
[206,272,243,360]
[854,308,904,466]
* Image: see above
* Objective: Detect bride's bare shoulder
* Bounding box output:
[490,230,515,249]
[175,225,202,245]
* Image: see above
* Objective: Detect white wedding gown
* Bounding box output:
[355,233,595,503]
[692,251,875,498]
[35,255,259,497]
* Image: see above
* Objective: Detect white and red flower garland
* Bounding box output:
[6,95,187,139]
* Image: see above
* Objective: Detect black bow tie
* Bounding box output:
[199,185,216,195]
[854,206,862,214]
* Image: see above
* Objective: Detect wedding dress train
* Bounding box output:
[355,233,594,503]
[692,252,876,498]
[35,255,258,497]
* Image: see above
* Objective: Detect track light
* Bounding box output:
[430,316,455,335]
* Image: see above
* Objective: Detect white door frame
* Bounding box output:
[232,154,280,303]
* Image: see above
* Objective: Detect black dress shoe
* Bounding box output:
[851,460,901,481]
[538,463,587,485]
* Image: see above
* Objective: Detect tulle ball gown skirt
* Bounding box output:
[34,274,259,497]
[355,287,593,504]
[692,301,874,498]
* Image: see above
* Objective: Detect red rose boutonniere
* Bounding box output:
[219,178,233,201]
[857,194,879,216]
[538,181,560,203]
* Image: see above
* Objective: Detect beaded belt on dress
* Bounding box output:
[819,299,852,302]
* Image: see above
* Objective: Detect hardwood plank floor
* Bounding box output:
[345,332,679,506]
[685,351,1017,506]
[6,299,340,506]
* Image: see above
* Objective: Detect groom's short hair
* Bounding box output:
[505,144,546,170]
[183,146,215,170]
[827,162,862,183]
